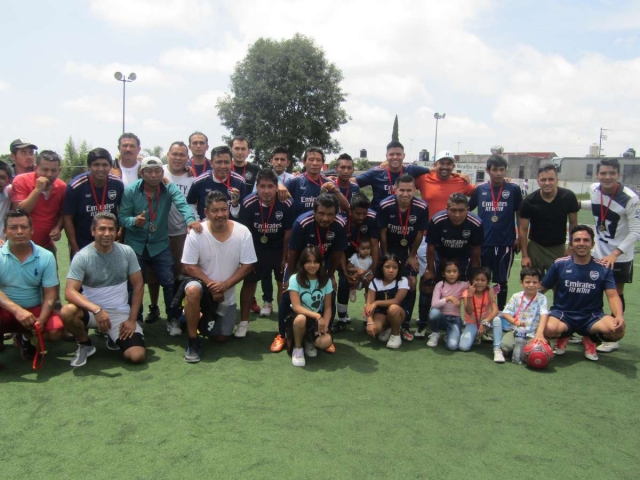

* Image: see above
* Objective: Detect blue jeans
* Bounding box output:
[459,317,503,351]
[135,246,180,320]
[428,308,462,350]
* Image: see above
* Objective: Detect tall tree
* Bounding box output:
[143,146,164,161]
[217,34,349,165]
[392,115,399,142]
[62,137,91,182]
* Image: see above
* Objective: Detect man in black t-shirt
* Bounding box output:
[519,164,579,274]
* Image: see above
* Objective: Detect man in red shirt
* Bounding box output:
[415,151,475,337]
[11,150,66,254]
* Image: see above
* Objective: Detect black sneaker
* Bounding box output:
[144,304,161,323]
[13,334,37,360]
[331,320,349,333]
[184,337,201,363]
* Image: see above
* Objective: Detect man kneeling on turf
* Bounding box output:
[537,225,625,362]
[0,209,64,363]
[61,212,145,367]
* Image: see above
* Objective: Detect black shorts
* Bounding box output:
[481,245,515,284]
[549,309,605,337]
[245,252,283,283]
[284,312,332,352]
[612,261,633,284]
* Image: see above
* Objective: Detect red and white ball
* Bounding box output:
[523,339,554,369]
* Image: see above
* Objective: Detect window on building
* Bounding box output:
[518,166,525,178]
[586,164,593,179]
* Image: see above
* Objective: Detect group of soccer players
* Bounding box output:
[0,134,633,368]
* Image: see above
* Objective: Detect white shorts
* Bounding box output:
[87,310,143,343]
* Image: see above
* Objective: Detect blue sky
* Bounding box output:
[1,0,638,161]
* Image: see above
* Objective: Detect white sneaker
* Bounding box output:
[596,341,619,353]
[234,322,249,338]
[493,349,505,363]
[292,347,305,367]
[304,341,318,358]
[167,319,182,337]
[386,334,402,349]
[427,332,440,347]
[260,302,273,316]
[378,328,392,342]
[414,326,427,338]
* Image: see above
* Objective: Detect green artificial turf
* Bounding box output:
[1,230,639,480]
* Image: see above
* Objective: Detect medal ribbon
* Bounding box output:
[192,162,206,177]
[145,186,161,223]
[305,173,324,187]
[315,223,327,255]
[490,184,504,218]
[259,201,275,235]
[347,216,361,250]
[89,176,108,213]
[599,183,619,229]
[214,172,231,190]
[514,294,536,323]
[32,323,45,370]
[397,200,412,238]
[472,290,487,327]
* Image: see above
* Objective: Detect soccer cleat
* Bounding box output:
[596,341,619,353]
[70,342,97,367]
[270,334,287,353]
[426,332,440,347]
[144,304,160,323]
[106,337,120,351]
[13,334,37,361]
[304,341,318,358]
[378,328,392,343]
[184,337,201,363]
[414,326,428,338]
[554,337,570,355]
[386,335,402,349]
[233,322,249,338]
[401,328,414,342]
[259,302,273,317]
[291,347,305,367]
[582,336,599,361]
[167,319,183,337]
[250,298,261,314]
[493,349,506,363]
[325,343,336,354]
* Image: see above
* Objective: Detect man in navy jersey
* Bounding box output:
[187,132,211,177]
[284,147,349,217]
[238,169,295,339]
[538,225,625,362]
[580,158,640,353]
[378,174,429,340]
[333,154,359,216]
[334,193,379,330]
[63,148,124,258]
[272,194,348,353]
[425,193,482,282]
[230,136,261,193]
[468,154,522,309]
[187,146,246,220]
[355,141,430,212]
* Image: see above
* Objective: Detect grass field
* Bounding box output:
[1,210,639,479]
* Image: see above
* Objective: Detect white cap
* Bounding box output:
[436,150,455,162]
[140,156,163,170]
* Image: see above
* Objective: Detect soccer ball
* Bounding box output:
[523,339,554,369]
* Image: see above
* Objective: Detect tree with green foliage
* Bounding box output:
[392,115,399,142]
[355,158,371,171]
[62,137,91,182]
[143,146,166,162]
[217,34,349,166]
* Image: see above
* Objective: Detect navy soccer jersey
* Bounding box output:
[542,256,616,314]
[468,181,522,246]
[238,193,295,252]
[232,162,261,192]
[285,174,330,217]
[288,211,348,257]
[335,181,360,216]
[186,171,247,219]
[63,173,124,249]
[378,196,429,255]
[342,208,379,257]
[427,210,483,262]
[355,165,430,212]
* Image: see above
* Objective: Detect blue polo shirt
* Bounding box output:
[0,241,58,308]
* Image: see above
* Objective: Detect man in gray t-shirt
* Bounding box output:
[60,212,146,367]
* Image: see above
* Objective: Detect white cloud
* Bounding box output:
[158,36,246,73]
[142,118,187,132]
[343,75,431,103]
[129,95,157,110]
[63,62,182,88]
[90,0,215,30]
[30,115,60,127]
[62,95,134,124]
[188,90,225,117]
[0,80,8,91]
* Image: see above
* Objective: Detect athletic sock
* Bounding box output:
[403,290,417,327]
[79,339,93,346]
[337,303,348,321]
[238,320,248,326]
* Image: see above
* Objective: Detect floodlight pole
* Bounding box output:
[433,112,446,157]
[114,72,136,135]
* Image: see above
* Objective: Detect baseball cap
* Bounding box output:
[436,150,455,162]
[140,156,164,170]
[10,138,38,153]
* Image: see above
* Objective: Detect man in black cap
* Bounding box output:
[9,139,37,176]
